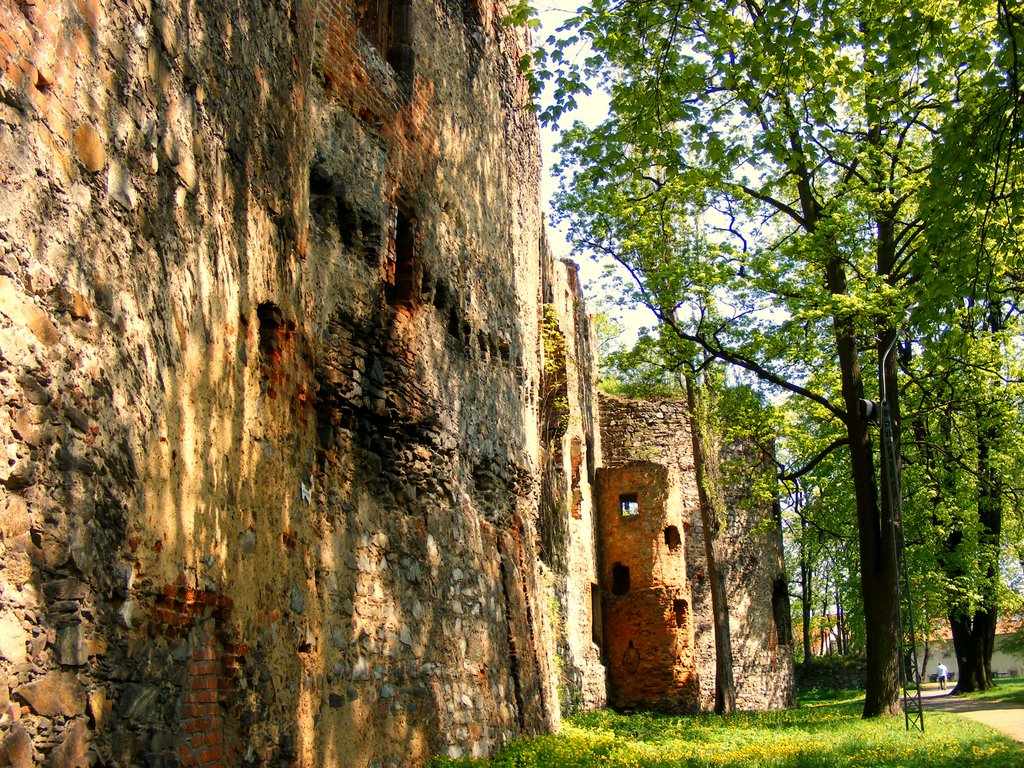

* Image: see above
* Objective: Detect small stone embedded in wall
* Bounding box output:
[238,529,256,554]
[0,612,29,665]
[106,162,137,210]
[0,276,60,347]
[73,123,105,173]
[353,656,370,681]
[54,624,87,666]
[118,684,162,721]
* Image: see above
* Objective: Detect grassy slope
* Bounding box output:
[432,685,1024,767]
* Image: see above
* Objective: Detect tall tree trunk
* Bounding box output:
[950,609,997,692]
[825,256,901,717]
[793,100,900,713]
[949,492,999,693]
[950,303,1004,694]
[786,75,900,711]
[951,405,1003,691]
[685,372,736,714]
[855,36,904,714]
[820,616,827,656]
[820,569,832,655]
[800,506,814,663]
[835,584,846,655]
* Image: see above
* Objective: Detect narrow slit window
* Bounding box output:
[353,0,414,82]
[257,302,284,362]
[590,584,602,648]
[387,209,417,305]
[354,0,394,57]
[611,563,630,596]
[673,598,688,628]
[772,578,793,647]
[664,525,681,551]
[619,493,639,518]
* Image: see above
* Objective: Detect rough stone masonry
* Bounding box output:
[0,0,792,765]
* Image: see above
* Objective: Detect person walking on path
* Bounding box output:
[937,663,949,691]
[922,685,1024,744]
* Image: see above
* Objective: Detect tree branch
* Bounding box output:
[735,182,808,228]
[779,438,851,482]
[656,311,848,419]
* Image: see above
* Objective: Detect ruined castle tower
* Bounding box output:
[595,458,701,712]
[598,394,795,712]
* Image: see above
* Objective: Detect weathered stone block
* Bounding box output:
[118,684,162,721]
[47,717,91,768]
[55,624,88,667]
[73,123,105,173]
[105,162,137,210]
[153,11,179,57]
[44,579,89,601]
[0,722,33,768]
[0,493,31,540]
[87,688,109,730]
[0,611,29,665]
[14,671,87,717]
[0,276,59,346]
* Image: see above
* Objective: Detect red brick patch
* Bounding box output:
[150,583,244,767]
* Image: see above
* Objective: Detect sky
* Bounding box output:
[535,6,600,269]
[534,6,657,346]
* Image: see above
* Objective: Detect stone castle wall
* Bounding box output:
[0,0,578,764]
[598,394,794,712]
[537,259,606,714]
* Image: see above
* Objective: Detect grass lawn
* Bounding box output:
[431,687,1024,767]
[957,676,1024,706]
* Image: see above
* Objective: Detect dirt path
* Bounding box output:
[920,687,1024,743]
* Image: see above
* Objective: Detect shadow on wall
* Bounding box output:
[0,0,338,762]
[299,63,549,764]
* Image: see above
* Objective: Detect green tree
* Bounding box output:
[900,0,1024,692]
[900,300,1024,692]
[778,401,866,664]
[599,330,685,398]
[541,0,1013,716]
